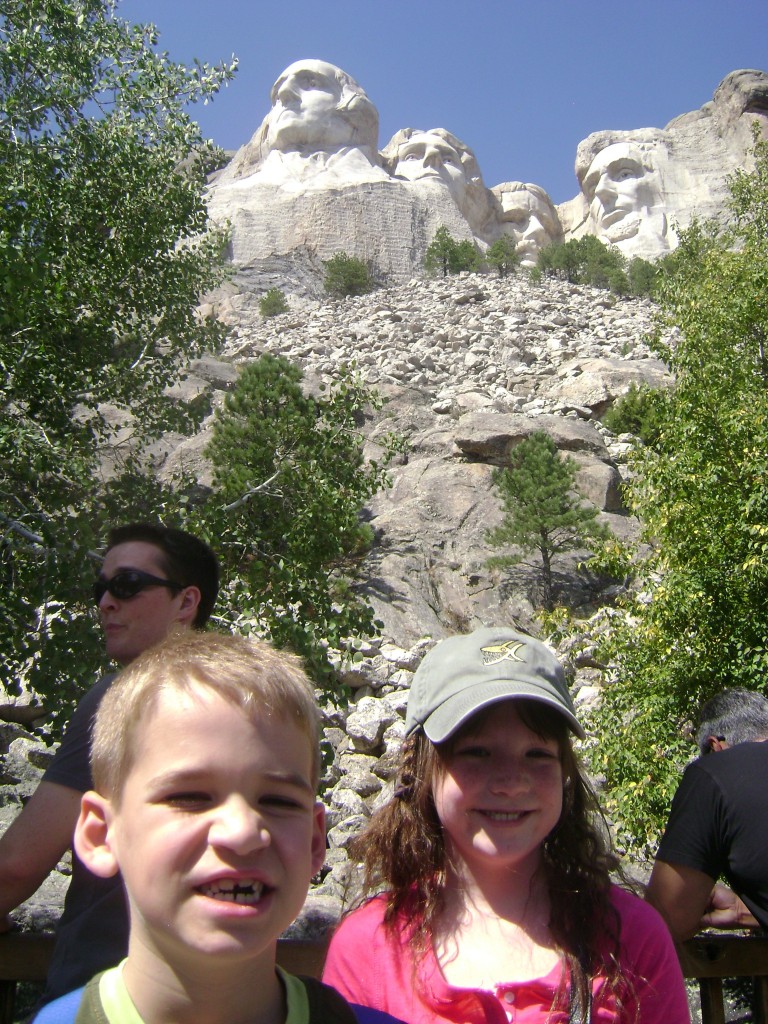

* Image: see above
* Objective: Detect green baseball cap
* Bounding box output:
[404,626,584,742]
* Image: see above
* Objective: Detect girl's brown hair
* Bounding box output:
[348,699,630,1021]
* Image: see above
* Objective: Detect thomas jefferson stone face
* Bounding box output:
[392,131,469,208]
[497,186,560,267]
[268,60,350,152]
[582,143,660,241]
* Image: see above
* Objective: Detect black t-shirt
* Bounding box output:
[40,674,129,1004]
[656,740,768,930]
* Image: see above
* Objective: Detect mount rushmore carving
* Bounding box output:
[206,62,768,295]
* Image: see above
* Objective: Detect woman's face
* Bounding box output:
[432,701,564,882]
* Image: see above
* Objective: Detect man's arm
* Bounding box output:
[0,781,82,930]
[645,860,718,942]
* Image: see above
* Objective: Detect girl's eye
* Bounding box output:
[527,748,559,761]
[455,745,489,758]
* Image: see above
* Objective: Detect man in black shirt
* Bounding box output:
[0,523,219,1002]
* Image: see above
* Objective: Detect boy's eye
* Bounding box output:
[261,793,306,811]
[163,792,212,809]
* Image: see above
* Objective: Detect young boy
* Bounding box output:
[33,631,396,1024]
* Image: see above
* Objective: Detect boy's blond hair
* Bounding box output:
[91,631,320,802]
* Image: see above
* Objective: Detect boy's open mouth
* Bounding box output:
[196,879,266,904]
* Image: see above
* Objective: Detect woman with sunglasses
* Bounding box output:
[0,523,219,1009]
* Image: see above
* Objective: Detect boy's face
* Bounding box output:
[81,685,325,972]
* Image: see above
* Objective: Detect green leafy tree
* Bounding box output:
[201,354,402,687]
[486,431,608,611]
[589,129,768,856]
[486,235,521,278]
[323,252,374,298]
[602,383,668,448]
[424,226,480,277]
[259,288,289,318]
[537,236,629,293]
[0,0,236,727]
[626,257,659,297]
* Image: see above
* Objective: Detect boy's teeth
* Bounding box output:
[198,880,264,904]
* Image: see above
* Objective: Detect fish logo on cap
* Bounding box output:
[480,640,526,665]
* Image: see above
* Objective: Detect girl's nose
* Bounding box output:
[487,756,532,795]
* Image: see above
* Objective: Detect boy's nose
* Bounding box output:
[209,799,269,853]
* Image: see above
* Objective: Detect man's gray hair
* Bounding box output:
[696,687,768,755]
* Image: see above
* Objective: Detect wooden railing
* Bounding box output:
[677,934,768,1024]
[0,931,766,1024]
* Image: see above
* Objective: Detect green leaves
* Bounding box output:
[259,287,290,318]
[535,235,657,297]
[485,235,521,278]
[0,0,235,722]
[424,226,480,277]
[201,355,402,689]
[589,132,768,856]
[322,253,374,298]
[486,431,607,611]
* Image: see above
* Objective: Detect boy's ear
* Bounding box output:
[74,791,120,878]
[310,801,327,877]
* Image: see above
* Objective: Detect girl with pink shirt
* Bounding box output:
[323,627,690,1024]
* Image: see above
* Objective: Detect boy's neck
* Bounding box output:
[122,948,285,1024]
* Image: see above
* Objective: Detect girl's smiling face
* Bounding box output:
[432,700,564,882]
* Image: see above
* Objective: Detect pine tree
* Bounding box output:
[486,431,607,610]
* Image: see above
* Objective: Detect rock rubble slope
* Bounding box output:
[194,271,669,645]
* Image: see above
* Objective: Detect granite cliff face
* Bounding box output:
[177,270,670,646]
[207,64,768,296]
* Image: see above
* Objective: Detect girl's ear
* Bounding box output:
[74,791,120,878]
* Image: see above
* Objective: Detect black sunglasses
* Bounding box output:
[93,569,184,605]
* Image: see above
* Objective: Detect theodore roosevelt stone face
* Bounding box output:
[495,183,561,267]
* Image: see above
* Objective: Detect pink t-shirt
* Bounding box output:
[323,886,690,1024]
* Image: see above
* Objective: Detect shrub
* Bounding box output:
[424,226,480,277]
[259,288,289,318]
[323,253,374,298]
[486,235,521,278]
[602,383,667,447]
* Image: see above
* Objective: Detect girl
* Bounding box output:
[323,627,690,1024]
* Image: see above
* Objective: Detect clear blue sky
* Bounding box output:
[119,0,768,204]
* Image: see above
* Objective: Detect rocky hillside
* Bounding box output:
[181,269,669,643]
[2,267,672,936]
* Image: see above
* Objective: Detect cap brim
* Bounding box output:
[422,682,585,742]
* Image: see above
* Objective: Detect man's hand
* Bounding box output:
[700,882,759,931]
[646,860,719,942]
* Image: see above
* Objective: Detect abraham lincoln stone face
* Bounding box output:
[582,142,660,243]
